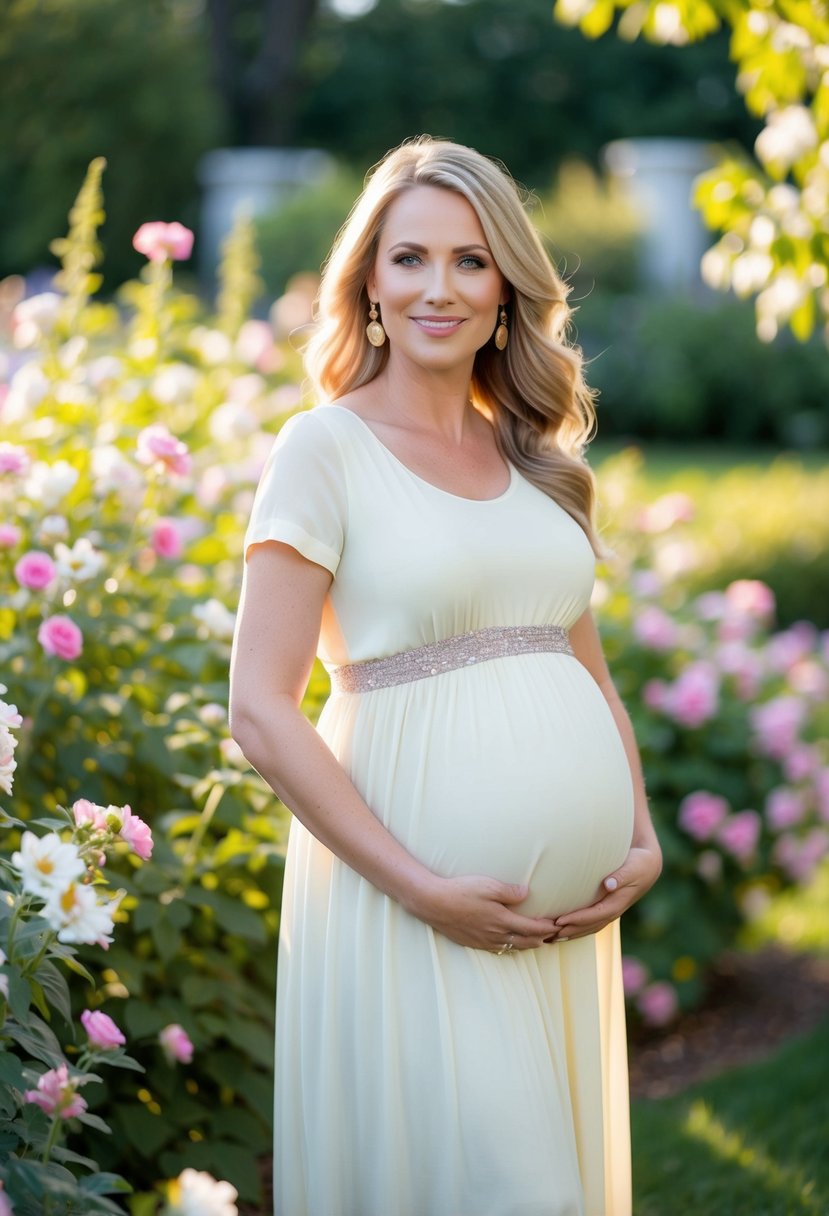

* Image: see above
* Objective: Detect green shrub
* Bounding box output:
[254,168,363,297]
[583,295,829,447]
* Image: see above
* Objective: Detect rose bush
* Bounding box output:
[0,162,305,1206]
[593,471,829,1023]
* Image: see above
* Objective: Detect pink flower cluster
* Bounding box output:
[644,661,720,728]
[81,1008,126,1051]
[72,798,154,860]
[38,615,83,661]
[24,1063,87,1120]
[132,221,194,264]
[14,549,56,591]
[136,424,192,477]
[678,792,761,864]
[621,957,679,1027]
[160,1023,194,1065]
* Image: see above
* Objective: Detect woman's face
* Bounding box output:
[367,184,507,375]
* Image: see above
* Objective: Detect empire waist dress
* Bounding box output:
[242,403,635,1216]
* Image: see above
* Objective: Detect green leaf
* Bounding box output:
[0,1051,25,1089]
[80,1172,134,1195]
[4,1013,64,1068]
[33,959,73,1024]
[75,1110,113,1134]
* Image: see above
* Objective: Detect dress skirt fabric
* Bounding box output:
[243,404,635,1216]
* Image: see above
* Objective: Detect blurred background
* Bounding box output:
[1,1,828,1213]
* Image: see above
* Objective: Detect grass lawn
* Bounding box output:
[591,442,829,480]
[632,1019,829,1215]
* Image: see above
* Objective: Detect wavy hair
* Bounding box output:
[304,136,604,555]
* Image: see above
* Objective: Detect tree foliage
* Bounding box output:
[555,0,829,342]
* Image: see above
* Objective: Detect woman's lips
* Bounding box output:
[410,316,466,335]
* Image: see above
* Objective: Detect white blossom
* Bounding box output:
[4,360,51,421]
[54,537,106,582]
[151,363,200,407]
[193,598,236,641]
[42,882,120,947]
[166,1169,238,1216]
[209,402,258,444]
[12,832,85,900]
[91,445,144,498]
[12,292,62,348]
[755,106,818,172]
[23,460,79,508]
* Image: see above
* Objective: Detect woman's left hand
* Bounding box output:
[547,845,663,942]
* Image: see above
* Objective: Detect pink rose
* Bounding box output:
[38,614,83,661]
[24,1063,87,1119]
[664,662,720,729]
[132,221,194,263]
[621,956,649,996]
[633,606,679,652]
[637,492,695,533]
[766,622,818,674]
[717,810,762,863]
[0,524,22,548]
[0,442,30,475]
[787,659,828,701]
[72,798,109,831]
[750,696,806,759]
[642,679,668,712]
[678,791,729,841]
[765,786,806,832]
[636,981,679,1027]
[81,1008,126,1051]
[715,642,764,701]
[136,424,192,477]
[773,828,829,883]
[724,580,776,622]
[118,805,153,860]
[14,550,57,590]
[783,744,820,783]
[159,1023,194,1065]
[151,517,183,559]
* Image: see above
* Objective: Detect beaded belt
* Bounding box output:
[329,623,573,694]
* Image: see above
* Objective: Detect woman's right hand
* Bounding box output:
[410,874,561,953]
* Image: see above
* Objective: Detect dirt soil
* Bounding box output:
[628,946,829,1100]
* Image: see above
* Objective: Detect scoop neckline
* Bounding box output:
[321,403,517,504]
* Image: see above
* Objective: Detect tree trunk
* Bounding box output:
[206,0,319,146]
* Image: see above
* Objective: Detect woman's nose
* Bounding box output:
[424,262,454,306]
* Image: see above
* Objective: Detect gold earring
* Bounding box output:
[494,307,508,351]
[366,301,386,347]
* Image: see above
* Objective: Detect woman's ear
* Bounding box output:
[366,275,377,302]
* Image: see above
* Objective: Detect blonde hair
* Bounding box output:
[304,136,603,555]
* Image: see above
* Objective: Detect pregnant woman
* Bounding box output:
[229,136,662,1216]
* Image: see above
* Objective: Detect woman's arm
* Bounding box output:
[229,541,561,952]
[551,607,662,940]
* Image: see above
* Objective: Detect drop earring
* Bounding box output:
[366,301,387,347]
[494,307,509,351]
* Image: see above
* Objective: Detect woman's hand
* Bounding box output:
[549,845,663,943]
[412,874,560,954]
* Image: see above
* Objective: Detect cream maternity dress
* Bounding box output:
[243,404,635,1216]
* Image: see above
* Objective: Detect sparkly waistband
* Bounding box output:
[328,624,574,694]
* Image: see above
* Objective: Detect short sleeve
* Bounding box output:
[243,410,347,576]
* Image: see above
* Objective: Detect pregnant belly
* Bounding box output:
[333,655,636,921]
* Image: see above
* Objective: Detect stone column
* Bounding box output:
[602,138,719,295]
[197,147,333,291]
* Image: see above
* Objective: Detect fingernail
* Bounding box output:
[605,877,618,891]
[558,937,569,943]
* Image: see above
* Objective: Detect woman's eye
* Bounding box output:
[459,256,485,269]
[393,253,421,266]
